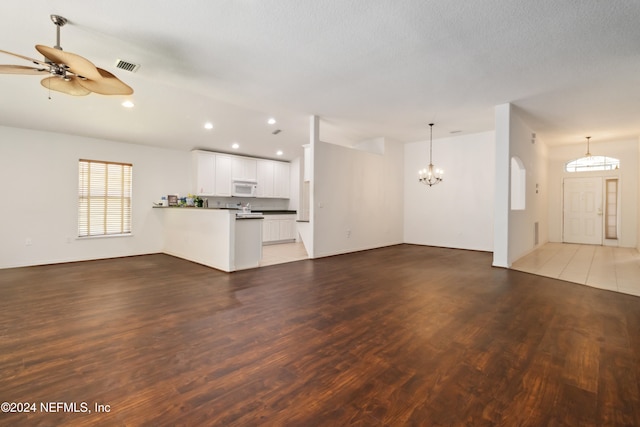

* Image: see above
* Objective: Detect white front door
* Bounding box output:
[563,177,603,244]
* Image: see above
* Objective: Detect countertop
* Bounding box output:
[260,210,297,215]
[153,206,296,215]
[204,208,297,215]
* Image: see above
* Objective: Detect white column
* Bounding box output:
[493,103,511,268]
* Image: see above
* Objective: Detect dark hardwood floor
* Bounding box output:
[1,244,639,426]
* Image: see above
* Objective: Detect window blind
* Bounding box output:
[78,159,133,237]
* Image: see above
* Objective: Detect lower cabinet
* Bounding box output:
[262,215,297,244]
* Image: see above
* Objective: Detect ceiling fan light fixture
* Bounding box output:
[50,15,68,27]
[0,15,133,96]
[50,15,67,51]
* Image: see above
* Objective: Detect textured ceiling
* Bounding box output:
[1,0,639,160]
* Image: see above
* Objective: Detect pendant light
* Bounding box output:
[418,123,443,186]
[585,136,592,157]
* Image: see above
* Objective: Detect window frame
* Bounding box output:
[605,178,618,240]
[77,159,133,238]
[565,156,620,173]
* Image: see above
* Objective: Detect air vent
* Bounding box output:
[115,59,140,73]
[272,129,282,135]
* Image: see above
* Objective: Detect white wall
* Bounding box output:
[493,104,511,267]
[287,156,301,213]
[493,104,549,267]
[507,110,549,264]
[547,137,638,248]
[0,125,190,269]
[162,208,234,272]
[404,130,495,252]
[312,138,404,258]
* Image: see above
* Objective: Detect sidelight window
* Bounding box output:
[605,178,618,240]
[78,159,133,237]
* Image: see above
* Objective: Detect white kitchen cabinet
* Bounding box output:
[215,154,232,196]
[232,156,257,181]
[192,150,289,198]
[192,150,216,196]
[262,217,281,242]
[256,160,274,198]
[274,161,290,198]
[278,217,297,240]
[262,214,297,244]
[257,159,289,199]
[192,150,232,197]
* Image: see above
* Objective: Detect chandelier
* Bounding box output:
[418,123,443,186]
[585,136,592,157]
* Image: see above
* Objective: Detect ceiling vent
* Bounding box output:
[115,59,140,73]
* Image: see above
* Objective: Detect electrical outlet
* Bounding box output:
[346,230,351,238]
[25,238,32,246]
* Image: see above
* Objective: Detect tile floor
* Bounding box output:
[511,242,640,297]
[260,242,309,267]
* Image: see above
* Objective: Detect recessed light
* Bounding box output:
[122,100,134,108]
[268,118,276,125]
[232,143,240,149]
[204,122,214,130]
[276,150,283,156]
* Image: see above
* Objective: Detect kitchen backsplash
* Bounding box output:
[204,196,292,211]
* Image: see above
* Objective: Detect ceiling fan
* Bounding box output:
[0,14,133,96]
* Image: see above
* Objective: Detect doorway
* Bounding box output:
[562,177,603,245]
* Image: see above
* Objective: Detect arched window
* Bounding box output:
[565,156,620,172]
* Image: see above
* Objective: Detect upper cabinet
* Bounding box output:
[257,159,289,198]
[192,150,289,198]
[215,154,232,197]
[273,161,290,198]
[193,150,216,196]
[232,156,257,181]
[256,160,274,198]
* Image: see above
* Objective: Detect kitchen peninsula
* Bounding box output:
[159,207,263,272]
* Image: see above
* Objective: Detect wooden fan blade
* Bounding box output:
[0,64,48,75]
[77,68,133,95]
[40,76,91,96]
[0,49,50,67]
[35,45,102,80]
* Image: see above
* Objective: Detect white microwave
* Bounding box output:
[232,180,257,197]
